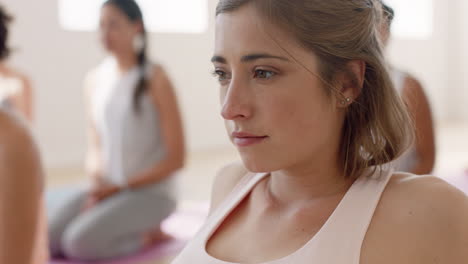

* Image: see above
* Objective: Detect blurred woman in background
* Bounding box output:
[0,109,47,263]
[379,1,436,174]
[47,0,185,260]
[0,5,33,122]
[0,6,46,263]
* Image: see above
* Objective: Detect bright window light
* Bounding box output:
[58,0,208,33]
[385,0,433,39]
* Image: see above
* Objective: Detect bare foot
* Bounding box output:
[144,228,173,248]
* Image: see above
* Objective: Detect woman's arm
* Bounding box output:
[0,111,44,264]
[446,188,468,262]
[401,76,435,174]
[418,178,468,262]
[126,66,186,189]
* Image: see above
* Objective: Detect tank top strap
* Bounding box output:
[202,172,269,236]
[172,172,269,263]
[298,168,393,263]
[172,169,393,264]
[0,75,23,105]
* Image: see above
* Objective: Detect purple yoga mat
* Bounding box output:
[50,239,185,264]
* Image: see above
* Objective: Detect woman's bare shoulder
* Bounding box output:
[362,172,468,263]
[209,161,249,214]
[382,172,467,216]
[0,109,30,142]
[149,63,170,85]
[0,110,42,184]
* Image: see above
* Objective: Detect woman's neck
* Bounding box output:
[113,52,138,74]
[267,158,354,206]
[0,63,11,75]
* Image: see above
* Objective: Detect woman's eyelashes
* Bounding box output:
[253,69,276,80]
[212,67,278,84]
[212,69,231,84]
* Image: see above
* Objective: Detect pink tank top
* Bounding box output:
[172,168,393,264]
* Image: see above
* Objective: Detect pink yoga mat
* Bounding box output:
[50,240,185,264]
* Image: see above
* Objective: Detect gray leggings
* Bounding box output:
[47,186,175,261]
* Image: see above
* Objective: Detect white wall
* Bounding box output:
[386,0,450,121]
[387,0,468,122]
[459,0,468,119]
[4,0,229,168]
[443,0,468,121]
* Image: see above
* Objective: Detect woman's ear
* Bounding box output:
[134,20,144,34]
[336,60,365,107]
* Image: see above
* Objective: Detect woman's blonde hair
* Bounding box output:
[216,0,414,179]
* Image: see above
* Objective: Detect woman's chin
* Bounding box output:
[240,155,275,173]
[101,44,116,54]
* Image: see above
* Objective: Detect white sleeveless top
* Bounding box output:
[88,58,175,197]
[0,74,22,108]
[390,68,419,172]
[172,168,393,264]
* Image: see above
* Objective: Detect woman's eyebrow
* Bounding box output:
[211,53,291,64]
[240,53,290,62]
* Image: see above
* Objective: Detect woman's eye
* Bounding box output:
[212,70,230,82]
[253,69,275,79]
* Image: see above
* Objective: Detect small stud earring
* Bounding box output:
[341,97,351,105]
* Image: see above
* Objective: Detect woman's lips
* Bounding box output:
[232,132,268,147]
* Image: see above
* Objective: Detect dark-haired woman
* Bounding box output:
[47,0,185,260]
[0,5,33,122]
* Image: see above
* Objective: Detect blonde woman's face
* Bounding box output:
[213,5,345,172]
